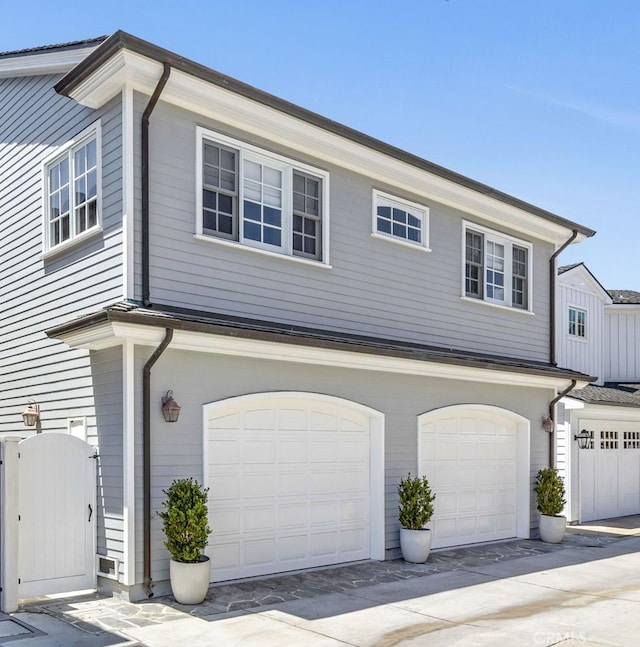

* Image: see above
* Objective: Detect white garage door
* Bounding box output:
[205,393,382,582]
[419,407,520,549]
[579,421,640,522]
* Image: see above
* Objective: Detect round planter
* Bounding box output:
[539,514,566,544]
[169,556,211,605]
[400,527,432,563]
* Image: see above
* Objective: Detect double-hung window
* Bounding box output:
[43,124,101,252]
[463,222,532,310]
[372,190,430,250]
[198,128,328,264]
[568,307,587,338]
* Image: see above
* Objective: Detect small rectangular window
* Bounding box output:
[372,190,430,250]
[568,307,587,337]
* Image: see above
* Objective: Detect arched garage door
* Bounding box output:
[204,393,384,582]
[419,405,529,549]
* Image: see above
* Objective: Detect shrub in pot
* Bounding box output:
[158,478,212,604]
[535,468,566,544]
[398,473,436,563]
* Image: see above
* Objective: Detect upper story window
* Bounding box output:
[197,128,329,264]
[372,190,430,250]
[568,307,587,337]
[43,124,101,252]
[463,222,532,311]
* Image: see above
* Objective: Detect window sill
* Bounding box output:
[459,296,534,315]
[567,335,589,343]
[41,227,103,260]
[193,234,332,269]
[370,232,431,252]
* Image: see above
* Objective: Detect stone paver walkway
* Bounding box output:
[18,519,633,639]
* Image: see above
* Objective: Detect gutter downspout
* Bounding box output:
[142,62,171,308]
[141,63,172,598]
[550,229,578,366]
[547,229,578,469]
[143,328,174,597]
[548,379,577,468]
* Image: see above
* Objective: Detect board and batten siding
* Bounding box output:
[136,96,552,364]
[137,346,552,588]
[0,75,127,573]
[556,280,606,382]
[604,308,640,381]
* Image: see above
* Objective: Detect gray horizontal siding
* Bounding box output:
[0,74,125,436]
[140,97,551,363]
[0,76,127,574]
[138,347,552,584]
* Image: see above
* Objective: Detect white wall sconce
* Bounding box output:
[161,390,181,423]
[542,415,554,433]
[22,400,40,427]
[574,429,592,450]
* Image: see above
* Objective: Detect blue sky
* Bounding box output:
[4,1,638,289]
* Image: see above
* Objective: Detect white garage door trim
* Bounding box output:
[203,392,385,582]
[418,404,530,548]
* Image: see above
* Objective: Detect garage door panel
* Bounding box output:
[207,395,373,582]
[209,438,240,464]
[309,411,339,430]
[278,470,307,494]
[278,408,308,429]
[310,501,339,525]
[244,408,277,429]
[310,438,339,462]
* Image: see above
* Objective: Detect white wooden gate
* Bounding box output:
[18,433,96,598]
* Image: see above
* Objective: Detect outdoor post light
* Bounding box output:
[574,429,592,450]
[22,400,40,427]
[161,390,181,423]
[542,415,554,433]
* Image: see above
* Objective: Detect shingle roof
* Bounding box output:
[608,290,640,305]
[558,263,583,274]
[569,383,640,407]
[0,36,107,59]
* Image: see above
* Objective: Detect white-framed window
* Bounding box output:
[196,127,329,264]
[372,190,430,250]
[463,221,532,310]
[568,306,587,338]
[43,123,101,252]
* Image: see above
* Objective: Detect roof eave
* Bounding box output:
[54,30,595,240]
[46,307,596,387]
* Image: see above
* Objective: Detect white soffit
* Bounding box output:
[65,50,579,246]
[52,320,586,390]
[0,47,99,78]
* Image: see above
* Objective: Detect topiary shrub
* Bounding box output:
[158,478,211,563]
[398,473,436,530]
[535,468,566,516]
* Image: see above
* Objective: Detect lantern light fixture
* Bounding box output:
[22,400,40,427]
[574,429,592,450]
[542,415,554,433]
[161,390,181,423]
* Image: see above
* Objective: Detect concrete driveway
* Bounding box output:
[8,518,640,646]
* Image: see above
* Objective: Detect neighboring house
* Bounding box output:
[556,264,640,523]
[0,31,596,607]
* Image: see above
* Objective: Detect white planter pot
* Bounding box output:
[539,514,566,544]
[400,527,432,563]
[169,556,211,605]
